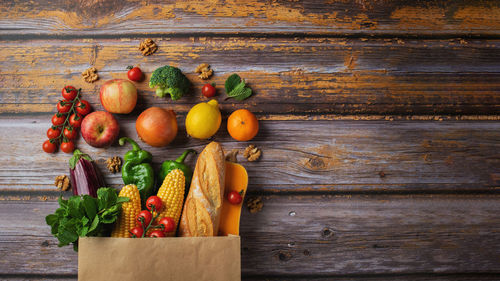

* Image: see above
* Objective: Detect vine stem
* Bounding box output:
[52,89,82,143]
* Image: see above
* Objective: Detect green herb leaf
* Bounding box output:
[116,196,130,204]
[82,195,98,220]
[233,87,252,101]
[88,216,100,234]
[225,74,241,93]
[225,73,253,101]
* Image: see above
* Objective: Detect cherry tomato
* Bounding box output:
[69,113,83,128]
[227,191,242,205]
[201,83,216,98]
[158,217,175,233]
[60,140,75,154]
[149,230,165,238]
[127,66,143,82]
[56,100,72,113]
[47,127,61,139]
[51,113,66,126]
[62,86,78,100]
[129,226,144,238]
[76,100,91,116]
[146,196,163,212]
[136,210,153,228]
[63,127,77,139]
[42,140,57,153]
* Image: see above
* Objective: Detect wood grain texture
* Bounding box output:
[0,38,499,116]
[0,116,498,193]
[1,195,499,276]
[0,0,499,37]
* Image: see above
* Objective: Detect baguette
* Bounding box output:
[178,142,225,236]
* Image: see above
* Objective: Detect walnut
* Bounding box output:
[139,38,158,56]
[106,156,122,173]
[194,63,213,79]
[246,197,263,214]
[225,149,239,163]
[54,175,70,191]
[243,145,261,162]
[82,67,99,83]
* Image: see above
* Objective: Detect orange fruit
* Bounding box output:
[227,109,259,141]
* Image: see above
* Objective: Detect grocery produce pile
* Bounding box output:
[45,58,256,250]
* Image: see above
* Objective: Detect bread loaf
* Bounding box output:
[178,142,225,236]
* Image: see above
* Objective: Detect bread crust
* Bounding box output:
[178,142,225,236]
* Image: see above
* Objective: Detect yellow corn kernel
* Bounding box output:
[111,184,141,238]
[156,169,185,236]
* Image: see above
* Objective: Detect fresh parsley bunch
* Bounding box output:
[225,74,252,101]
[45,187,129,251]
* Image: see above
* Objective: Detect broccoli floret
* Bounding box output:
[149,65,191,100]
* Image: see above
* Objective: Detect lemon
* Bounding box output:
[186,99,221,139]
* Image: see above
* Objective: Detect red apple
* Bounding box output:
[100,79,137,114]
[81,111,120,148]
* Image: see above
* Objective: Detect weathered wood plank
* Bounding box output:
[0,38,499,115]
[0,195,499,275]
[0,116,498,193]
[0,0,499,37]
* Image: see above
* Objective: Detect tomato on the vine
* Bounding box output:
[201,83,216,98]
[158,217,175,233]
[149,230,165,238]
[127,66,143,82]
[76,100,91,116]
[62,86,78,100]
[146,196,163,212]
[129,226,144,238]
[60,140,74,153]
[47,127,61,139]
[51,113,66,126]
[69,113,83,128]
[56,100,72,113]
[136,210,153,228]
[63,127,77,139]
[42,140,57,153]
[227,190,243,205]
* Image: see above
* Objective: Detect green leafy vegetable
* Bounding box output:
[45,187,129,251]
[149,65,191,100]
[224,73,252,101]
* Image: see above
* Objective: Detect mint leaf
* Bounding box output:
[82,195,98,220]
[225,74,241,93]
[225,73,253,101]
[233,87,252,101]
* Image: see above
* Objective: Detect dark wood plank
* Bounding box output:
[0,0,499,37]
[0,38,499,116]
[1,195,499,275]
[1,116,498,193]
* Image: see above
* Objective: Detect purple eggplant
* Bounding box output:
[69,149,106,197]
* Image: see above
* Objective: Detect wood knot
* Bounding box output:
[321,227,334,238]
[276,250,292,262]
[307,156,326,170]
[303,249,311,256]
[378,171,385,178]
[41,240,49,247]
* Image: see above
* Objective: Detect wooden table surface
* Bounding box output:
[1,0,499,280]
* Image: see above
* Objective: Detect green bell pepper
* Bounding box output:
[119,137,155,206]
[158,149,196,195]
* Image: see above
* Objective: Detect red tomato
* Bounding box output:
[148,230,165,238]
[51,113,66,126]
[129,226,144,238]
[60,140,74,153]
[57,100,72,113]
[158,217,175,233]
[136,210,153,228]
[63,127,77,139]
[227,191,242,205]
[201,83,216,98]
[47,127,61,139]
[42,140,57,153]
[146,196,163,212]
[69,113,83,128]
[127,66,143,82]
[62,86,78,100]
[76,100,91,116]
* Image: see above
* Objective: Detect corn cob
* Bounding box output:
[155,169,185,236]
[111,184,142,238]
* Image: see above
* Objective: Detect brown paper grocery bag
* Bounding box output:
[78,236,240,281]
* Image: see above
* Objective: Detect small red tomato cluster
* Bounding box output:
[129,196,176,238]
[42,86,92,154]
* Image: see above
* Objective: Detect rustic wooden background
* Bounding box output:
[1,0,499,280]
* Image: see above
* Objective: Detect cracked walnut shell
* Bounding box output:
[139,38,158,56]
[246,197,263,214]
[195,63,213,79]
[82,67,99,83]
[243,145,261,161]
[54,175,70,191]
[106,156,122,173]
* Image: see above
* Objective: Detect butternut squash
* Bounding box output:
[218,161,248,236]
